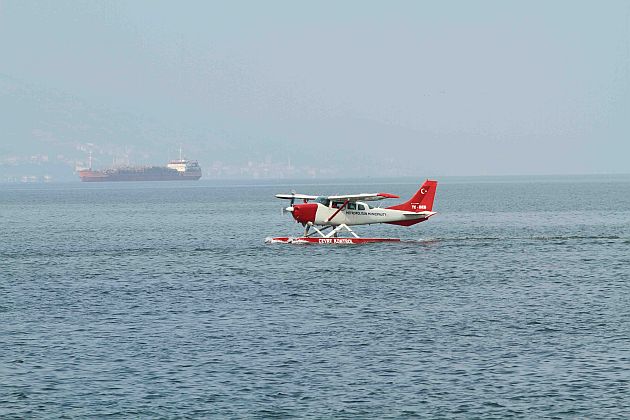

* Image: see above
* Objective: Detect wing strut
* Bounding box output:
[326,199,349,223]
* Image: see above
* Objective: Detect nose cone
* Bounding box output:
[292,203,318,224]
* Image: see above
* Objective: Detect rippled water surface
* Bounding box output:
[2,176,629,418]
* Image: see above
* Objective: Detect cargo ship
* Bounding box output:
[78,152,202,182]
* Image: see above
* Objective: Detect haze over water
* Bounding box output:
[1,1,629,177]
[2,175,629,418]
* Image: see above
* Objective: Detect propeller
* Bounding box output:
[281,190,297,215]
[290,189,296,205]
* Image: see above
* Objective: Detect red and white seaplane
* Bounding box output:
[268,179,438,244]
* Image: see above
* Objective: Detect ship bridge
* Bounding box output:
[167,160,188,172]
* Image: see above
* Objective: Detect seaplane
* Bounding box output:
[268,179,438,244]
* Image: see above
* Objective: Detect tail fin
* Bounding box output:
[387,179,438,212]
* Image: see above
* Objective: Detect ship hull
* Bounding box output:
[78,167,201,182]
[80,173,201,182]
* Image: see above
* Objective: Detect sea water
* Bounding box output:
[1,175,629,418]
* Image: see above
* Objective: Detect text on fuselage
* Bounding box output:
[346,211,386,216]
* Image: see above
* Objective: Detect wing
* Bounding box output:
[275,193,319,201]
[326,192,400,202]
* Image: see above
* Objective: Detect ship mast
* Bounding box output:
[88,150,92,170]
[179,145,183,161]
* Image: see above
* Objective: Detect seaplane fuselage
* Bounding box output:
[289,200,436,227]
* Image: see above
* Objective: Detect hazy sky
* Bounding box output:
[1,0,628,176]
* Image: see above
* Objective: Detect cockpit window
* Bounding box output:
[331,201,345,209]
[315,196,330,206]
[357,203,367,211]
[347,202,356,210]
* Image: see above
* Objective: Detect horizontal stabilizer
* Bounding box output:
[402,211,436,218]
